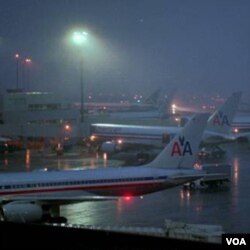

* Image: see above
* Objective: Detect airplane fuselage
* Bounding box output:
[0,167,200,198]
[90,123,237,149]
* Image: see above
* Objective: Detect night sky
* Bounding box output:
[0,0,250,101]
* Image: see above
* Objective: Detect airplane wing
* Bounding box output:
[202,131,237,144]
[233,131,250,140]
[201,173,230,180]
[169,174,205,185]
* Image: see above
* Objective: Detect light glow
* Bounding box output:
[233,128,239,133]
[64,124,71,131]
[25,58,32,63]
[25,149,31,170]
[90,135,96,141]
[193,163,202,170]
[125,196,131,201]
[123,192,134,201]
[72,31,88,45]
[171,104,176,114]
[103,152,107,160]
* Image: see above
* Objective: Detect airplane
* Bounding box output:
[89,92,242,154]
[0,113,209,223]
[84,90,178,127]
[102,89,176,121]
[231,115,250,133]
[80,88,168,113]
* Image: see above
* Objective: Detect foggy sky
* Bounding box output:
[0,0,250,101]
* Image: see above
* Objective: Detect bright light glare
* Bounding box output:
[117,139,123,144]
[64,124,71,131]
[233,128,239,133]
[72,31,88,45]
[123,193,134,202]
[90,135,96,141]
[171,104,176,114]
[25,58,32,64]
[124,196,132,201]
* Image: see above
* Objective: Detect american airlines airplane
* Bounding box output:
[84,88,163,113]
[231,115,250,133]
[0,113,208,224]
[89,92,242,153]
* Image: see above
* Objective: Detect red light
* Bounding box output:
[193,163,202,170]
[125,196,131,201]
[123,193,134,201]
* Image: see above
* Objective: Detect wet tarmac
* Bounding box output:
[0,143,249,234]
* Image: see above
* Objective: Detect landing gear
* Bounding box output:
[183,181,196,190]
[42,205,67,224]
[42,214,67,224]
[0,208,5,222]
[189,182,196,190]
[48,216,67,224]
[198,145,226,159]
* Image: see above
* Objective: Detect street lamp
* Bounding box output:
[15,53,20,89]
[24,58,32,91]
[72,31,88,123]
[72,31,88,45]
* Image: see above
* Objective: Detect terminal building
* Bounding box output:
[0,90,174,150]
[0,90,87,149]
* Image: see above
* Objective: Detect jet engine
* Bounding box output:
[1,203,43,223]
[100,141,122,154]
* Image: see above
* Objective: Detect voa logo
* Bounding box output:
[213,111,230,126]
[171,136,192,156]
[226,237,247,246]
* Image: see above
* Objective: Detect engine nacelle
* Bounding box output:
[100,141,122,153]
[1,203,43,223]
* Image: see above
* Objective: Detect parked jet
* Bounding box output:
[83,88,171,113]
[231,115,250,133]
[89,92,242,154]
[104,89,176,121]
[0,113,208,223]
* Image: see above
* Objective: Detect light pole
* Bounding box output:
[72,31,88,123]
[15,53,20,89]
[24,58,32,91]
[80,57,84,123]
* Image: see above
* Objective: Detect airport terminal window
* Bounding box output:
[28,104,61,111]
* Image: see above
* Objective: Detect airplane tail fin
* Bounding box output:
[158,88,177,116]
[144,88,161,106]
[206,92,242,134]
[146,113,209,169]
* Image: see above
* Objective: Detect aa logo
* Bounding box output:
[171,136,192,156]
[213,111,229,126]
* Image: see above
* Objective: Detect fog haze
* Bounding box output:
[0,0,250,101]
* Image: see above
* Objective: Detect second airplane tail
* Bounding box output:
[206,91,242,135]
[146,113,209,169]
